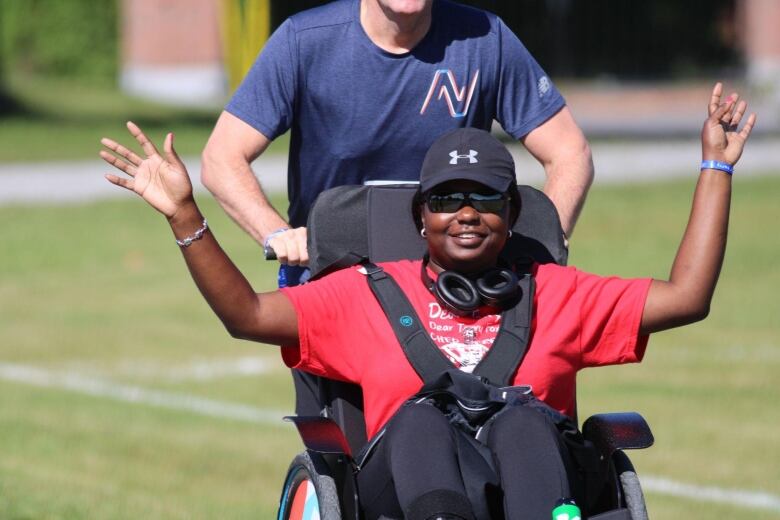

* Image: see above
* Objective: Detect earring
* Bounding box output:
[420,228,427,238]
[507,229,513,238]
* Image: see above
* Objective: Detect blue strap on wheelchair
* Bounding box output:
[363,262,534,387]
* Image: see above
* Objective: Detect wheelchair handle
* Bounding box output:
[264,227,291,261]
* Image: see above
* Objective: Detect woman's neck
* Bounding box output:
[426,255,498,276]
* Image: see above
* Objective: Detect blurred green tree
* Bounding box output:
[1,0,118,83]
[0,6,19,115]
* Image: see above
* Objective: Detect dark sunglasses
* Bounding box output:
[425,191,509,214]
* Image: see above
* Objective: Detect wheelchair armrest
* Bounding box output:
[284,416,353,457]
[582,412,654,458]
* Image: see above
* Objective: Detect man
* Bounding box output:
[202,0,593,287]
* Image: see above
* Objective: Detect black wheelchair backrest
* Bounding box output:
[307,184,567,280]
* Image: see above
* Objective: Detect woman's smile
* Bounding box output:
[449,229,487,247]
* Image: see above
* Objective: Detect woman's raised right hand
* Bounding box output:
[101,122,194,219]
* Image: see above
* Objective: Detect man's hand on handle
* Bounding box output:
[266,227,309,266]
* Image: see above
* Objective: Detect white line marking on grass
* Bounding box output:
[110,356,274,382]
[642,475,780,513]
[0,362,290,427]
[161,356,273,381]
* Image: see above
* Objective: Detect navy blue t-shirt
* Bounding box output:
[227,0,565,227]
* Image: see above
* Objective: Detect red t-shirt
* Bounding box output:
[281,260,651,439]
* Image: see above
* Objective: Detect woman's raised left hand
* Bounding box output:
[100,122,194,219]
[702,82,757,166]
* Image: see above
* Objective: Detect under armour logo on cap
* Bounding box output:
[419,128,516,193]
[449,149,478,165]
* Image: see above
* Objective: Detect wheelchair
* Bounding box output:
[277,183,654,520]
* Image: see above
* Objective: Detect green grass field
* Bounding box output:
[0,76,289,162]
[1,175,779,519]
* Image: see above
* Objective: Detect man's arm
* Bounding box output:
[521,106,593,238]
[201,111,308,265]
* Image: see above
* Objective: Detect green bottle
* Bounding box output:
[552,498,581,520]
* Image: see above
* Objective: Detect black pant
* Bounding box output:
[356,402,586,520]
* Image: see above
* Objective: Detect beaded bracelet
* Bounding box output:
[176,218,208,247]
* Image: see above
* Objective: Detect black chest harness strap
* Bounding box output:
[362,262,535,387]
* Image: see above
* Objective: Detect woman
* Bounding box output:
[100,84,754,520]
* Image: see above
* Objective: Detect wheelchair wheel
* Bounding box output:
[278,451,342,520]
[613,450,649,520]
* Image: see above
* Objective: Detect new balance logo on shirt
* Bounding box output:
[420,69,480,118]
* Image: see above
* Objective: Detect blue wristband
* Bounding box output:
[701,160,734,175]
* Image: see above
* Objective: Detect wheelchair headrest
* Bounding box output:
[306,184,568,280]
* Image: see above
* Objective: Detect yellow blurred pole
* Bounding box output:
[221,0,271,91]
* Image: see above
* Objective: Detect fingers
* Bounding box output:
[104,173,134,191]
[721,91,737,122]
[126,121,160,158]
[269,228,309,266]
[100,137,143,167]
[708,82,723,116]
[99,149,137,177]
[728,99,746,128]
[708,83,748,129]
[710,97,733,122]
[739,113,757,140]
[711,92,752,136]
[163,132,185,168]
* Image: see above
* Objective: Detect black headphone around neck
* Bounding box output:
[420,255,520,316]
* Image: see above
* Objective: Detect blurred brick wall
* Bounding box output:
[120,0,225,105]
[740,0,780,89]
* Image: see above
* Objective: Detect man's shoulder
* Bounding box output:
[287,0,355,34]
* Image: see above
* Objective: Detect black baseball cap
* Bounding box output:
[419,127,517,193]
